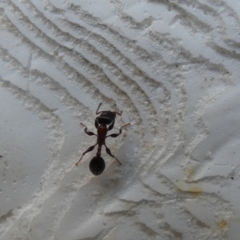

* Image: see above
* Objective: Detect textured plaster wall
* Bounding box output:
[0,0,240,239]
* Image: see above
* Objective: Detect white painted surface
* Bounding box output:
[0,0,239,239]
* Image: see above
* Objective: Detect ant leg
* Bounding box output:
[96,103,122,116]
[75,143,97,166]
[96,103,102,114]
[112,110,122,116]
[104,144,121,165]
[95,118,99,129]
[81,123,97,136]
[107,121,114,131]
[106,123,130,138]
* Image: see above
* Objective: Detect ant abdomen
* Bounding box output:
[89,156,105,175]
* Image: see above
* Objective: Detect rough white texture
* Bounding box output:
[0,0,240,239]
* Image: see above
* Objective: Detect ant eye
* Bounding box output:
[89,156,105,175]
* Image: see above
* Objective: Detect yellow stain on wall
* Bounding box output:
[185,166,195,179]
[217,219,228,232]
[188,186,202,193]
[176,182,202,197]
[188,186,202,197]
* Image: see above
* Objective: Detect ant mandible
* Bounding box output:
[75,103,130,175]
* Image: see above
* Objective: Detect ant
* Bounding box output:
[76,103,130,175]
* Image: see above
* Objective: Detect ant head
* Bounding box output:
[89,156,105,175]
[97,111,116,125]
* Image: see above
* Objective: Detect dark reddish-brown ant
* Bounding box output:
[76,103,130,175]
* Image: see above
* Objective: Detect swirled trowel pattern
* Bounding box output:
[0,0,240,239]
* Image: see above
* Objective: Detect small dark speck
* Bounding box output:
[0,156,2,158]
[231,177,234,180]
[176,64,178,68]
